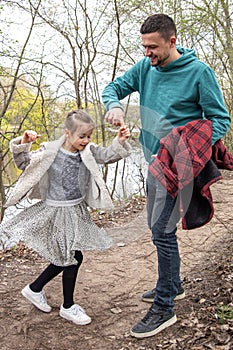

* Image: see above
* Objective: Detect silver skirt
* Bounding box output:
[0,201,112,266]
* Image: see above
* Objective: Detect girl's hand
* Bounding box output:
[118,125,130,144]
[21,130,41,144]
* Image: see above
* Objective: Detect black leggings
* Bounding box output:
[30,251,83,308]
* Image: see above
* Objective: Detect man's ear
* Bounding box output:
[170,36,176,47]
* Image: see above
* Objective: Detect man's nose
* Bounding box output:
[144,47,152,56]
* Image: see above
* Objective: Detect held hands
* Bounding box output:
[118,125,130,144]
[21,130,41,144]
[105,108,129,144]
[105,107,125,126]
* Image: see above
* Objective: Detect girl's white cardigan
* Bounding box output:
[5,135,131,210]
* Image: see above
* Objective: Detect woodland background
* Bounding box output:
[0,0,233,221]
[0,2,232,348]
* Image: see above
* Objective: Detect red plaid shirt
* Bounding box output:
[149,120,233,229]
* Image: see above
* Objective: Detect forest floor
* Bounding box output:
[0,171,232,350]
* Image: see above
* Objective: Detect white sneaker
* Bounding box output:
[21,284,52,313]
[59,304,91,325]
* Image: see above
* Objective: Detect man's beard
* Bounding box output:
[151,53,170,67]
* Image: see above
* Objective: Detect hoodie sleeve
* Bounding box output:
[198,66,231,144]
[102,60,142,111]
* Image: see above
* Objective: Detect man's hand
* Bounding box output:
[105,107,125,126]
[21,130,41,144]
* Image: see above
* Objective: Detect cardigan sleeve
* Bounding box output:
[90,138,131,164]
[10,137,32,170]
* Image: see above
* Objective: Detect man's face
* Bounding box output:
[141,32,175,67]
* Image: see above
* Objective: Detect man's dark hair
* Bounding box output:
[140,14,177,41]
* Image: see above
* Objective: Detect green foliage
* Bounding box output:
[223,126,233,153]
[4,86,63,141]
[217,304,233,324]
[6,88,42,127]
[1,83,66,188]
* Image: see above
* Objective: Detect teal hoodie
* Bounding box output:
[102,46,231,163]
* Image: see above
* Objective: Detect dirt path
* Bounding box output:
[0,172,232,350]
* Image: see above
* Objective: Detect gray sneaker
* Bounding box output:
[131,304,177,338]
[142,286,185,303]
[59,304,91,325]
[21,284,52,313]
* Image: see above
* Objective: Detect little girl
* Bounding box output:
[0,109,130,326]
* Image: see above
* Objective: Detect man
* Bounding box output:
[102,14,231,339]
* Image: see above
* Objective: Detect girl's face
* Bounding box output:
[64,121,94,152]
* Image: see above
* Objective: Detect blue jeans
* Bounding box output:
[147,171,181,312]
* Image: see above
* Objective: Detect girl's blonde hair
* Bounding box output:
[65,110,95,133]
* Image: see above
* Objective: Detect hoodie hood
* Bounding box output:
[155,45,197,72]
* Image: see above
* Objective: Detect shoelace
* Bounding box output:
[72,305,85,315]
[141,305,159,323]
[39,291,48,305]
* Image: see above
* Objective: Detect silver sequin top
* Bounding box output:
[46,148,83,204]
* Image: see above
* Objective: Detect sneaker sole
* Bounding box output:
[21,288,51,313]
[130,314,177,339]
[59,311,92,326]
[142,291,185,303]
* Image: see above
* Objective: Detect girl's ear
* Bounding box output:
[64,129,70,137]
